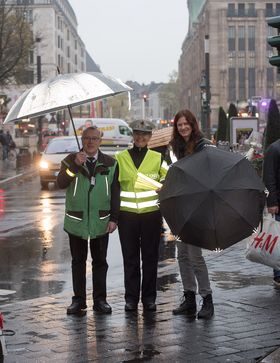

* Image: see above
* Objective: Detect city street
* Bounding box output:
[1,170,280,362]
[0,175,127,305]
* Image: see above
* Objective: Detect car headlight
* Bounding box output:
[39,160,49,169]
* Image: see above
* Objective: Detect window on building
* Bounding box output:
[67,63,71,73]
[238,26,245,51]
[58,54,61,67]
[228,26,236,51]
[238,3,245,17]
[67,29,70,41]
[248,26,255,51]
[57,35,60,48]
[238,68,245,100]
[247,3,256,17]
[67,46,70,58]
[75,54,77,65]
[248,68,255,98]
[75,40,77,50]
[276,3,280,16]
[61,38,63,51]
[29,50,34,65]
[81,61,84,71]
[266,3,273,17]
[227,3,235,17]
[228,68,236,101]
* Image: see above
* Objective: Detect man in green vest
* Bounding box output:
[116,120,168,312]
[57,126,120,315]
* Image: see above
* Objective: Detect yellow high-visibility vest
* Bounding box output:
[116,149,168,214]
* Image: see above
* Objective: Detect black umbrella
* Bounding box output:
[159,146,265,251]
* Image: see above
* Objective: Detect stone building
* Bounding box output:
[179,0,280,131]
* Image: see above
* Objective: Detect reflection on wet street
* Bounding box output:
[211,270,272,289]
[0,176,179,306]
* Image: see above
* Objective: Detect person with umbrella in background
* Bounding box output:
[116,120,168,312]
[263,139,280,288]
[57,126,120,315]
[169,109,214,319]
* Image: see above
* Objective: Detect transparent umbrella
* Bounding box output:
[4,71,132,149]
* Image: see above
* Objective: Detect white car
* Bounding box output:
[39,136,126,189]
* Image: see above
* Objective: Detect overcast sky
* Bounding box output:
[69,0,189,84]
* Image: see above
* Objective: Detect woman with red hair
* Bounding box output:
[170,109,214,319]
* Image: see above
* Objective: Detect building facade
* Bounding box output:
[0,0,101,145]
[179,0,280,130]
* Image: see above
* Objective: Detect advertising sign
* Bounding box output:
[230,117,259,145]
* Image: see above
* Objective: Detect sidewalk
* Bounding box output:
[1,162,280,362]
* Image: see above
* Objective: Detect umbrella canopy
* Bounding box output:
[4,72,132,124]
[148,127,173,149]
[159,146,265,251]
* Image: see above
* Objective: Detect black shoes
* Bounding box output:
[172,290,197,316]
[125,302,138,312]
[197,294,214,319]
[125,302,156,312]
[67,301,87,315]
[93,300,112,314]
[143,302,156,312]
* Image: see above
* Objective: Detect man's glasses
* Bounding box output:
[82,136,101,141]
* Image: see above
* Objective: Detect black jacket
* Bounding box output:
[263,139,280,208]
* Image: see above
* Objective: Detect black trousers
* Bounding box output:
[68,233,109,304]
[118,210,162,304]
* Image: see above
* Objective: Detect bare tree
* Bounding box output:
[0,0,34,85]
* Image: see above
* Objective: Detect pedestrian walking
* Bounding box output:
[57,126,120,315]
[116,120,168,312]
[170,109,214,319]
[263,138,280,288]
[0,130,8,160]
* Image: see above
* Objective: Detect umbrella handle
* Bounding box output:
[68,105,81,151]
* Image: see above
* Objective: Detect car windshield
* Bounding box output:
[45,138,80,154]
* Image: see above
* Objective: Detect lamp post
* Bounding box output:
[204,35,211,137]
[36,37,43,151]
[0,97,5,125]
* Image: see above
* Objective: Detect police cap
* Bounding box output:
[132,120,153,133]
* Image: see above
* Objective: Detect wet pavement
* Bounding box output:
[1,159,280,362]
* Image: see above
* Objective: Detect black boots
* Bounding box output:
[173,291,214,319]
[172,290,197,316]
[197,294,214,319]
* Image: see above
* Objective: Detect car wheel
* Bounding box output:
[41,180,49,190]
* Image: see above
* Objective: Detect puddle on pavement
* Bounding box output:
[157,273,179,292]
[123,344,161,362]
[211,271,272,289]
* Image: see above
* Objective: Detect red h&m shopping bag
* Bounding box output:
[246,215,280,269]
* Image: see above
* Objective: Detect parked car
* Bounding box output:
[39,135,126,189]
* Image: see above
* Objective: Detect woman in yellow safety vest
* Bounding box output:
[116,120,168,312]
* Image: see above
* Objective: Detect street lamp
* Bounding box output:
[199,36,211,136]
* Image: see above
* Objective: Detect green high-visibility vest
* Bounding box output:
[116,149,168,214]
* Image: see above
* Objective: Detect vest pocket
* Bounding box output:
[66,210,83,221]
[99,210,110,220]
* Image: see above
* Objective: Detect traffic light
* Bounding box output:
[267,16,280,71]
[143,94,147,103]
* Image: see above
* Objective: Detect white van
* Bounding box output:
[69,118,132,146]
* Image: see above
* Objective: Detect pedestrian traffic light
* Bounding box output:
[267,16,280,71]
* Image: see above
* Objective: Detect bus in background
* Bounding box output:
[68,118,132,146]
